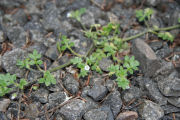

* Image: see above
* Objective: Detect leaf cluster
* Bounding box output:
[68,8,86,22]
[158,32,174,42]
[108,56,139,90]
[39,71,56,86]
[17,50,43,69]
[136,8,154,22]
[71,57,89,77]
[57,35,75,53]
[0,73,27,96]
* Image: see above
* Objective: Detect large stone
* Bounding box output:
[7,26,27,48]
[24,103,39,118]
[121,86,142,103]
[81,10,95,28]
[167,97,180,107]
[48,92,66,108]
[144,79,167,105]
[102,90,122,117]
[158,76,180,97]
[1,48,27,78]
[145,0,160,7]
[162,104,180,114]
[132,39,161,77]
[58,99,87,120]
[87,85,108,101]
[0,99,10,112]
[83,109,108,120]
[99,58,113,72]
[116,111,138,120]
[138,100,164,120]
[31,88,49,103]
[45,44,59,61]
[99,105,114,120]
[42,3,61,31]
[62,74,79,95]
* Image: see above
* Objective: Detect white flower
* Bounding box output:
[67,12,72,18]
[11,93,17,100]
[84,65,90,71]
[126,85,130,89]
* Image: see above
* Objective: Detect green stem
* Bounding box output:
[122,24,180,42]
[67,45,84,58]
[49,61,72,72]
[122,30,148,42]
[36,65,44,72]
[156,24,180,31]
[49,43,95,73]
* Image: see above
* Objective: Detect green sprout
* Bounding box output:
[0,73,27,96]
[68,8,86,22]
[39,71,56,86]
[136,8,154,22]
[17,49,43,69]
[158,32,174,42]
[71,57,89,77]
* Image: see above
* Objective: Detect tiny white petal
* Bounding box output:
[126,85,130,89]
[84,65,90,71]
[67,12,72,18]
[11,93,17,100]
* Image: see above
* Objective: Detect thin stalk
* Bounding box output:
[156,24,180,31]
[49,43,95,73]
[67,45,84,58]
[49,61,71,72]
[122,30,148,42]
[122,24,180,42]
[36,65,44,72]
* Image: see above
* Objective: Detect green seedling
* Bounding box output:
[71,57,89,77]
[39,71,56,86]
[158,32,174,42]
[68,8,86,22]
[136,8,154,22]
[17,49,43,69]
[0,73,27,96]
[123,56,140,74]
[108,65,129,89]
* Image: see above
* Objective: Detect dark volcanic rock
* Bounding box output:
[121,86,142,103]
[1,48,27,78]
[0,99,10,112]
[158,76,180,97]
[7,26,27,48]
[167,97,180,107]
[59,99,91,120]
[144,78,167,105]
[162,104,180,114]
[45,44,59,61]
[83,108,108,120]
[116,111,138,120]
[102,90,122,117]
[87,85,108,101]
[24,103,39,119]
[138,100,164,120]
[62,74,79,95]
[31,88,49,103]
[99,58,113,72]
[132,39,161,77]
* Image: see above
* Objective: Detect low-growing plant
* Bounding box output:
[1,7,180,97]
[67,8,86,22]
[17,49,56,87]
[0,73,27,96]
[39,70,56,86]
